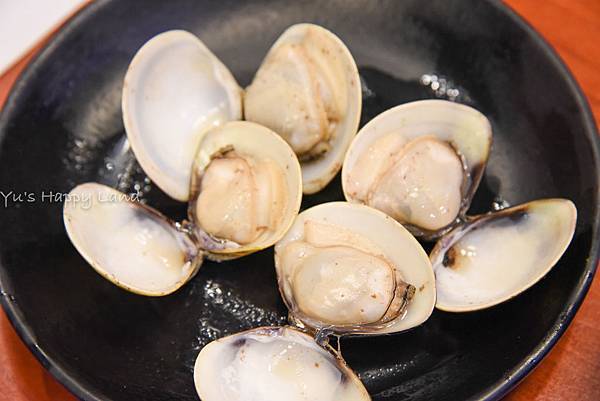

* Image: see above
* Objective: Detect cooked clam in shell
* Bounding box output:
[189,121,303,260]
[245,23,362,194]
[194,327,371,401]
[275,202,435,335]
[342,100,492,239]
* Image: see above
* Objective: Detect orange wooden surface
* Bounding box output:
[0,1,599,400]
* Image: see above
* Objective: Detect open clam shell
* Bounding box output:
[430,198,577,312]
[63,183,202,296]
[275,202,435,335]
[342,100,492,239]
[189,121,303,260]
[194,326,371,401]
[244,23,362,194]
[122,30,242,202]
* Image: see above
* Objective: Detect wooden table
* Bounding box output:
[1,1,599,400]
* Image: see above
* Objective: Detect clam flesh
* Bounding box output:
[275,202,435,335]
[189,121,303,260]
[245,23,362,194]
[194,327,371,401]
[430,198,577,312]
[342,100,492,239]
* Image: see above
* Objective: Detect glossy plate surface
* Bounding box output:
[0,1,598,400]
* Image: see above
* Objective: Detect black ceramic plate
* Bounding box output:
[1,1,598,400]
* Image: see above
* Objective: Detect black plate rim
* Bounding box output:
[0,1,599,400]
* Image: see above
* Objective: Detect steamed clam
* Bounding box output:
[430,198,577,312]
[245,23,362,194]
[342,100,492,239]
[63,122,302,294]
[275,202,436,335]
[189,121,303,260]
[194,327,370,401]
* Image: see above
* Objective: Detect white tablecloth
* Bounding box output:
[0,0,87,74]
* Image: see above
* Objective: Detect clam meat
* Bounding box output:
[245,23,362,194]
[275,202,435,335]
[342,100,492,239]
[189,121,303,260]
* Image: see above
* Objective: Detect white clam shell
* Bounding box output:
[342,99,492,239]
[194,326,371,401]
[63,183,202,296]
[245,23,362,194]
[275,202,436,335]
[190,121,303,259]
[122,30,242,201]
[430,198,577,312]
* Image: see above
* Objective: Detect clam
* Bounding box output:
[63,183,201,296]
[122,30,242,201]
[275,202,435,335]
[194,326,371,401]
[245,23,362,194]
[430,199,577,312]
[342,100,492,239]
[189,121,303,260]
[63,122,302,294]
